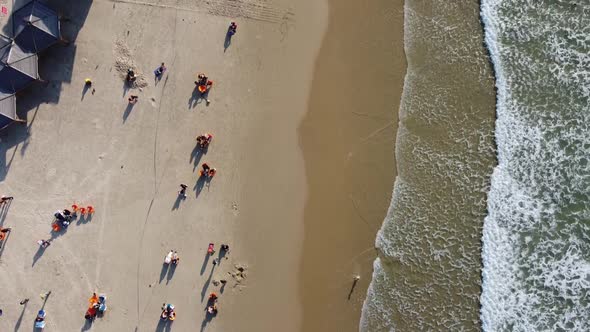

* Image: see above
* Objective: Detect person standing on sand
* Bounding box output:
[155,63,166,77]
[178,184,188,198]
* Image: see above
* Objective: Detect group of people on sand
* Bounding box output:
[0,21,240,327]
[161,22,239,321]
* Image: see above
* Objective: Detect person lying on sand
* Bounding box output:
[0,196,13,205]
[0,227,11,241]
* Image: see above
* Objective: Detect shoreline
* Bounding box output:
[298,0,406,330]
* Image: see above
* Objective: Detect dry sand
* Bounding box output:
[299,0,405,330]
[0,0,326,331]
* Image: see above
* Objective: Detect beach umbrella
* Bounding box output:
[0,36,39,87]
[0,88,17,130]
[12,0,60,53]
[0,39,39,92]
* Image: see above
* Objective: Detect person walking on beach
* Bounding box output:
[178,184,188,198]
[0,195,13,205]
[155,63,166,77]
[20,299,29,305]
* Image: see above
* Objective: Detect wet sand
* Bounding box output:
[299,0,405,330]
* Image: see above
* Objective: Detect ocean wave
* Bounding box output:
[360,0,496,330]
[481,0,590,331]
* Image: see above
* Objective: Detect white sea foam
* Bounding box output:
[361,0,497,330]
[481,0,590,331]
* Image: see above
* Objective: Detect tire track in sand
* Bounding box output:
[134,10,178,330]
[109,0,294,24]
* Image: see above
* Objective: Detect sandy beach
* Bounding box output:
[0,0,325,331]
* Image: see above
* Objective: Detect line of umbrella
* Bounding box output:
[0,0,63,130]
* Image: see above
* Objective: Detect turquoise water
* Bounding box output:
[481,1,590,330]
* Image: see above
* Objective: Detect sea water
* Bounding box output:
[360,0,496,330]
[480,1,590,331]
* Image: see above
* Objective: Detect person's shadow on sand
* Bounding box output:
[159,263,170,284]
[81,83,91,100]
[188,86,211,109]
[200,263,216,302]
[190,145,207,171]
[194,175,207,198]
[13,300,27,331]
[80,318,93,331]
[216,249,227,266]
[32,245,49,267]
[165,264,177,285]
[155,318,173,332]
[200,309,217,332]
[224,28,233,52]
[123,102,135,123]
[200,252,211,276]
[171,194,183,211]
